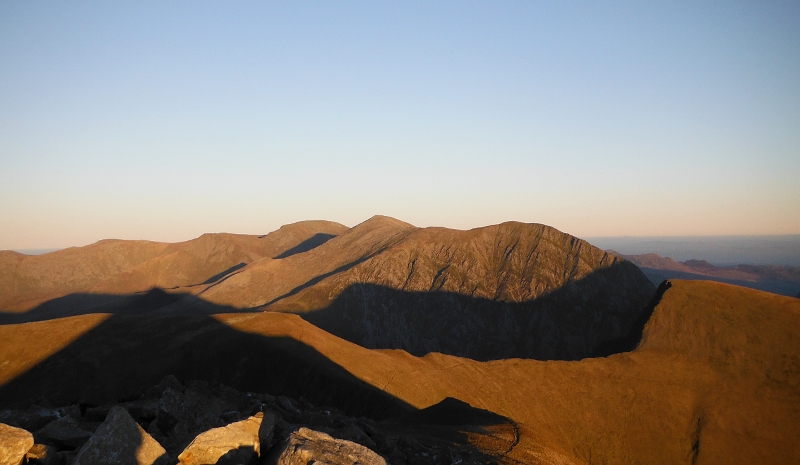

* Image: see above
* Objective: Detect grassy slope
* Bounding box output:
[0,220,347,312]
[214,280,799,464]
[2,280,794,463]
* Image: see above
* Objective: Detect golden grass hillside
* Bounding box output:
[0,280,796,464]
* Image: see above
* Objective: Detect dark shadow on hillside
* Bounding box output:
[0,297,521,463]
[202,262,247,284]
[380,397,521,458]
[0,310,412,422]
[274,233,337,259]
[262,255,374,307]
[2,262,658,362]
[593,280,672,356]
[296,261,656,361]
[0,288,256,325]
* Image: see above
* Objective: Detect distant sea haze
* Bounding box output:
[586,235,800,267]
[14,248,62,256]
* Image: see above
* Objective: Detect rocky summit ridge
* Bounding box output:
[0,375,501,465]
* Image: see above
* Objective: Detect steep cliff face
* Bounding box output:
[203,217,655,360]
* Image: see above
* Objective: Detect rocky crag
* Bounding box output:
[0,376,511,465]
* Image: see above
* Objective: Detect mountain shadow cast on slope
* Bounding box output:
[298,261,656,361]
[0,288,254,325]
[1,262,657,363]
[274,233,338,259]
[0,311,410,420]
[202,262,247,284]
[0,301,525,464]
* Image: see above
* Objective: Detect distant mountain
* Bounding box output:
[205,216,655,360]
[613,252,800,297]
[1,216,655,361]
[0,220,348,311]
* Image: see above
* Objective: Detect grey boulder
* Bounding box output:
[35,416,92,450]
[72,407,169,465]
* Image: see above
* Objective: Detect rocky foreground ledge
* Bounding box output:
[0,376,500,465]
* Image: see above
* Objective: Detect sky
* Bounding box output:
[1,1,799,249]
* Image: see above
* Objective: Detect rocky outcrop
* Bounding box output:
[72,407,169,465]
[24,444,60,465]
[34,416,92,450]
[177,412,275,465]
[0,407,60,432]
[0,422,33,465]
[0,374,509,465]
[272,427,387,465]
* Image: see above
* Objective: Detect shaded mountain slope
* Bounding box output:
[202,217,655,360]
[0,280,797,464]
[1,216,654,360]
[0,220,347,312]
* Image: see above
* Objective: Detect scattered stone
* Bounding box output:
[220,410,245,424]
[55,450,77,465]
[146,375,184,398]
[333,423,377,450]
[177,411,275,465]
[3,381,495,465]
[0,407,59,432]
[277,397,299,415]
[25,443,61,465]
[83,406,111,422]
[34,416,92,450]
[72,407,170,465]
[183,389,227,434]
[271,427,387,465]
[0,422,34,465]
[121,399,159,423]
[155,388,186,435]
[56,405,81,422]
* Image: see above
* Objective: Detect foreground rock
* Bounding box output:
[34,416,92,450]
[0,422,33,465]
[73,407,169,465]
[272,427,387,465]
[24,444,61,465]
[0,375,505,464]
[0,408,59,432]
[178,412,275,465]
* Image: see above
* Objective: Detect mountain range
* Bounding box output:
[0,217,797,464]
[615,252,800,297]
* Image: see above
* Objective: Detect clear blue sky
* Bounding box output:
[1,1,798,249]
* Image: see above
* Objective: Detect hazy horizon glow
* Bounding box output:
[2,2,799,249]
